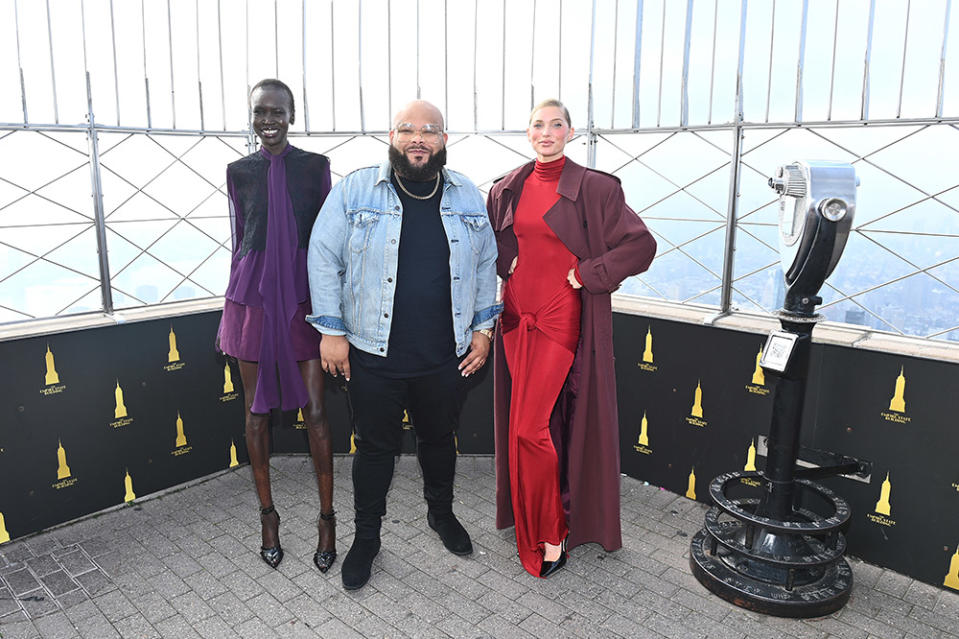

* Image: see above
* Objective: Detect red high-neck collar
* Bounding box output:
[533,156,566,181]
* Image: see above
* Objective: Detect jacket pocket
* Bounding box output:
[347,210,378,254]
[461,214,489,255]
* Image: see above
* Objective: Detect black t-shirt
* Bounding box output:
[351,171,456,377]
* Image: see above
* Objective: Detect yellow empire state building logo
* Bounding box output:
[875,472,892,515]
[229,440,239,467]
[889,367,906,412]
[124,470,136,503]
[691,381,703,417]
[685,467,697,500]
[114,381,128,418]
[0,512,10,544]
[56,439,71,479]
[44,344,60,385]
[744,439,757,471]
[638,327,657,371]
[168,326,180,362]
[945,545,959,590]
[752,349,765,385]
[686,380,707,427]
[638,412,649,446]
[175,412,187,448]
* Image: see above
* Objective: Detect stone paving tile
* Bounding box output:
[58,550,97,577]
[40,570,80,597]
[4,569,40,597]
[32,611,80,639]
[1,455,958,638]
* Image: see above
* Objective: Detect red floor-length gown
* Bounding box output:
[500,156,582,577]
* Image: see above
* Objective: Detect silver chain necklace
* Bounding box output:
[394,172,440,200]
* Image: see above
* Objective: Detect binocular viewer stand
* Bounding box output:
[690,162,869,617]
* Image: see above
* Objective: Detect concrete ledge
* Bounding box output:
[612,295,959,364]
[3,295,958,365]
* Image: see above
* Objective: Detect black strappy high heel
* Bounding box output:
[259,505,283,569]
[313,510,337,573]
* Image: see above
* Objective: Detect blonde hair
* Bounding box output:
[529,99,571,127]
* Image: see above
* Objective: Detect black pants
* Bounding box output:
[347,357,466,540]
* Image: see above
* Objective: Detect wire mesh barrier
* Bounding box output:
[1,0,957,341]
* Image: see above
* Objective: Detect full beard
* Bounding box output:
[389,145,447,181]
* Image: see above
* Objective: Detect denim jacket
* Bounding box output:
[307,162,502,358]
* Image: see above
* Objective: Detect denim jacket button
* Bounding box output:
[387,277,393,283]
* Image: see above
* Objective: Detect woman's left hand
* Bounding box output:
[567,268,583,289]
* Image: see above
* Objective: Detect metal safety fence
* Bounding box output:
[1,0,957,342]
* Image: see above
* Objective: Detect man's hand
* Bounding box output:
[458,331,492,377]
[320,334,351,381]
[567,267,583,289]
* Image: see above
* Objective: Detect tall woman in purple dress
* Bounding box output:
[217,79,336,571]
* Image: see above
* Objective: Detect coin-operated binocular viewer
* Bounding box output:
[690,162,870,617]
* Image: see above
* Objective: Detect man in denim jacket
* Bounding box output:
[307,100,501,591]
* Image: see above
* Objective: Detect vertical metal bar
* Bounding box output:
[302,0,310,132]
[45,0,59,124]
[416,0,421,99]
[861,0,875,120]
[247,0,254,151]
[586,0,597,168]
[765,0,777,123]
[501,0,506,130]
[632,0,644,128]
[274,0,279,79]
[937,0,951,118]
[358,0,365,133]
[680,0,694,128]
[109,0,120,125]
[142,0,152,129]
[80,0,90,94]
[530,0,537,110]
[827,0,840,121]
[708,0,718,124]
[656,2,665,127]
[611,0,620,127]
[196,0,205,130]
[897,0,912,118]
[720,0,748,313]
[388,0,393,120]
[444,0,449,125]
[330,0,336,131]
[795,0,808,122]
[558,0,563,101]
[735,1,747,125]
[167,0,175,129]
[86,74,114,315]
[473,0,478,131]
[217,0,226,130]
[14,0,28,123]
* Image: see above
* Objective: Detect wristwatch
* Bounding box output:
[477,328,495,342]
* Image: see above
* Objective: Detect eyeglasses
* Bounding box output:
[393,123,444,142]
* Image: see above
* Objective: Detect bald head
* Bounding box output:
[392,100,445,130]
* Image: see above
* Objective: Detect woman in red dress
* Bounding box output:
[488,100,656,578]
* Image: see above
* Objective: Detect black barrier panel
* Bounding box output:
[0,312,247,540]
[613,313,959,593]
[0,309,497,543]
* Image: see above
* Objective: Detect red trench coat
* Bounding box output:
[487,158,656,552]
